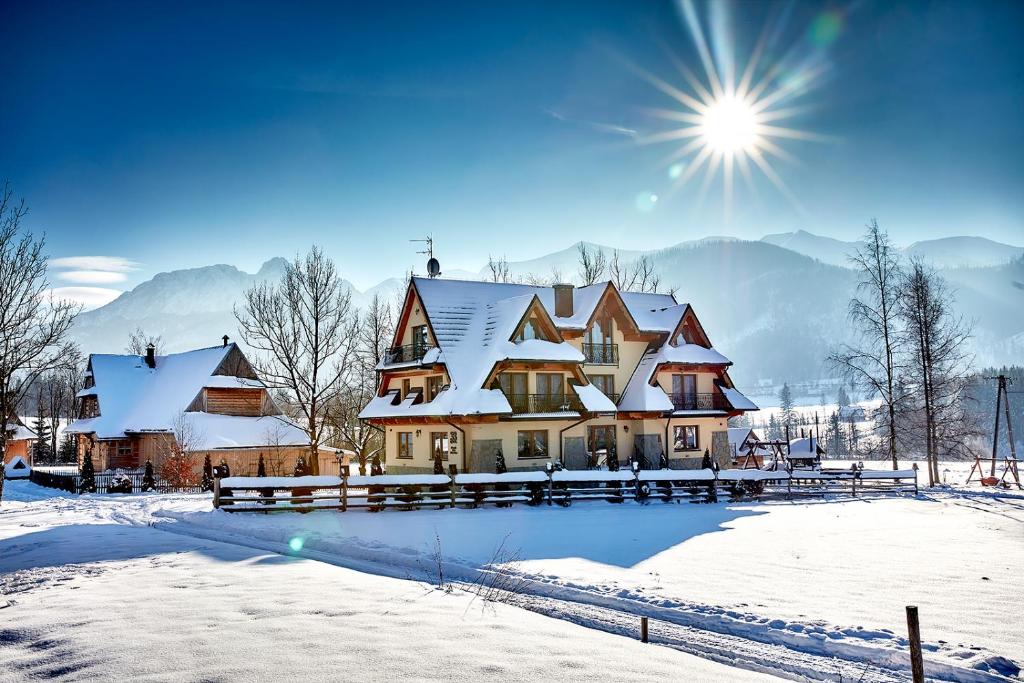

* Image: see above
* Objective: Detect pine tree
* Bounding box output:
[837,386,850,408]
[767,413,781,440]
[495,450,507,474]
[293,456,309,477]
[79,450,96,493]
[141,460,157,491]
[257,454,274,504]
[606,443,619,471]
[31,404,52,465]
[257,454,267,477]
[58,434,76,463]
[778,383,795,428]
[432,446,444,475]
[200,454,214,492]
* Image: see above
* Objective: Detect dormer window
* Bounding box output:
[515,316,541,342]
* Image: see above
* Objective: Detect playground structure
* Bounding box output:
[966,374,1021,489]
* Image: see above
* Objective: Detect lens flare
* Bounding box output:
[632,0,833,218]
[288,536,304,552]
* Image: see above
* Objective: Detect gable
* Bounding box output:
[670,305,713,348]
[510,297,562,343]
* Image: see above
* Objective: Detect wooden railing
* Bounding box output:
[213,465,920,512]
[582,343,618,365]
[669,392,732,411]
[504,393,586,414]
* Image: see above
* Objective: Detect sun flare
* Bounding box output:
[632,0,835,218]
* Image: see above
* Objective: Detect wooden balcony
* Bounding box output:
[669,392,731,411]
[384,343,436,365]
[505,393,585,414]
[582,343,618,365]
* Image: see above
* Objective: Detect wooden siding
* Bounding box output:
[204,387,267,416]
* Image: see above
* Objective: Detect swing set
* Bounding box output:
[966,374,1021,489]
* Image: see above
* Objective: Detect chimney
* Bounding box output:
[222,334,230,348]
[553,283,574,318]
[145,343,156,369]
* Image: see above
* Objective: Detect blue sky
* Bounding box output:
[2,0,1022,302]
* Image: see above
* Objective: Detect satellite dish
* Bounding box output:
[427,257,441,278]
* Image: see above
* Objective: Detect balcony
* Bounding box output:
[582,343,618,365]
[669,392,731,412]
[384,343,436,365]
[505,393,585,415]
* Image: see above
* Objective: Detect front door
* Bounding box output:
[588,425,617,468]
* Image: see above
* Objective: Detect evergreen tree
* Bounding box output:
[257,454,267,477]
[836,386,850,408]
[767,413,782,440]
[141,460,157,491]
[58,434,77,463]
[778,383,795,428]
[432,446,444,475]
[200,454,214,492]
[495,450,507,474]
[79,450,97,493]
[257,454,274,504]
[370,452,383,476]
[606,443,619,471]
[293,456,309,477]
[31,404,52,465]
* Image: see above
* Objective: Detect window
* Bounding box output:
[588,425,616,466]
[117,442,133,459]
[536,373,564,398]
[412,324,429,349]
[589,374,614,397]
[673,425,699,452]
[517,430,549,459]
[515,316,541,342]
[430,432,449,461]
[496,372,529,412]
[672,374,698,396]
[425,375,444,402]
[587,317,613,345]
[401,378,412,399]
[397,432,413,459]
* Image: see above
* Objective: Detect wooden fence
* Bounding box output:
[214,465,919,513]
[29,468,204,494]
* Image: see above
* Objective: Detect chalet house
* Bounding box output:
[65,341,319,475]
[360,278,757,473]
[3,416,37,466]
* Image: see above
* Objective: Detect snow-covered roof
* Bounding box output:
[4,422,37,442]
[66,344,306,450]
[4,455,30,478]
[366,277,755,420]
[789,436,824,456]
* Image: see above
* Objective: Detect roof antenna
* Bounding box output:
[411,235,441,278]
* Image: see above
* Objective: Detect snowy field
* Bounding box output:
[2,466,1022,681]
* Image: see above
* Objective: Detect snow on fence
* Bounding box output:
[213,466,918,513]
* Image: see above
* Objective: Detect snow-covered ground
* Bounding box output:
[2,469,1022,681]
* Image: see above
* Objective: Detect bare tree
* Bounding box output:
[609,251,663,293]
[828,220,905,469]
[158,411,205,486]
[234,246,357,475]
[900,260,977,484]
[328,292,392,475]
[576,243,607,286]
[0,183,80,504]
[40,356,82,457]
[486,255,512,283]
[126,327,163,356]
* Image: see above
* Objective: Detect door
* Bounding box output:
[672,374,698,408]
[588,425,617,468]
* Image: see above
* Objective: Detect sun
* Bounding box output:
[700,95,759,154]
[629,0,834,218]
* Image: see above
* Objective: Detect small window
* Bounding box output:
[516,317,541,342]
[430,432,449,461]
[673,425,699,452]
[401,378,411,399]
[117,442,133,459]
[589,374,614,397]
[517,430,549,459]
[412,325,430,349]
[397,432,413,459]
[425,375,443,402]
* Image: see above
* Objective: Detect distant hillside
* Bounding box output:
[762,230,1023,269]
[70,238,1023,390]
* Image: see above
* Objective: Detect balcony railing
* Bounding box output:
[505,393,585,414]
[384,343,436,365]
[669,392,731,411]
[582,343,618,365]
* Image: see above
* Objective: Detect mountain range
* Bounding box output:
[70,231,1023,390]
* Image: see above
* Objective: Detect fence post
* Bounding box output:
[906,605,924,683]
[449,464,458,508]
[213,477,221,509]
[545,462,553,506]
[340,470,348,512]
[912,463,919,495]
[640,616,649,643]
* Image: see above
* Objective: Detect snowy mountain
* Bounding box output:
[761,230,1023,269]
[70,237,1021,388]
